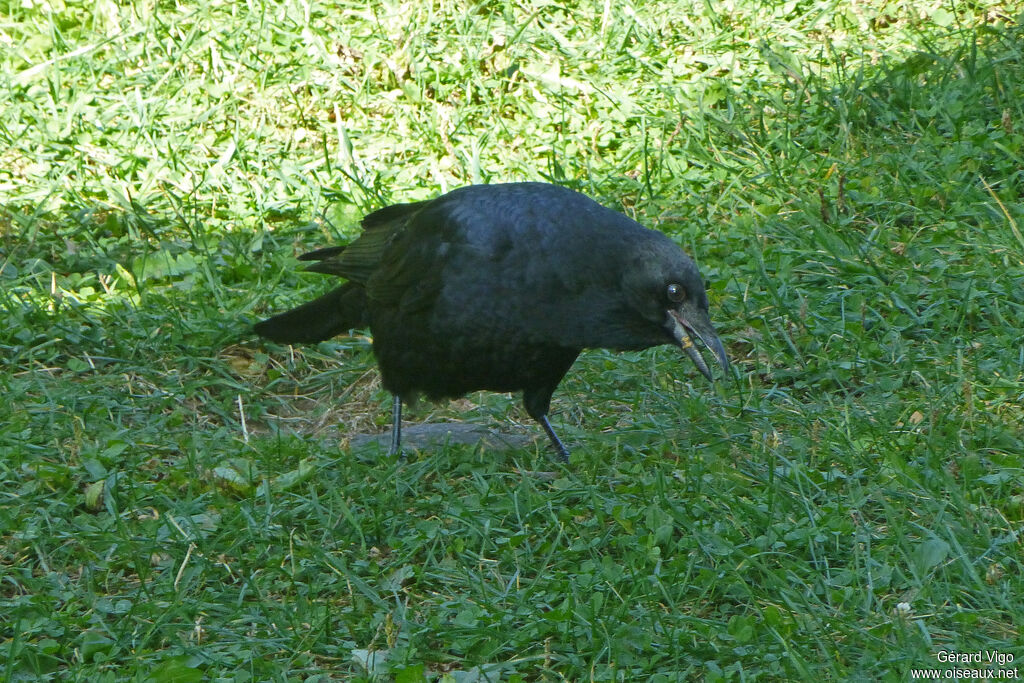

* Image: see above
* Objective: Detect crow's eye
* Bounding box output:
[666,283,686,303]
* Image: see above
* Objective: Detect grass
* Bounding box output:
[2,0,1023,680]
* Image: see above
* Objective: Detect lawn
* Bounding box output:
[2,0,1023,680]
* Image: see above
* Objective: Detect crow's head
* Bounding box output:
[622,234,730,381]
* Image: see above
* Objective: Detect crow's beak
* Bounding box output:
[667,309,729,382]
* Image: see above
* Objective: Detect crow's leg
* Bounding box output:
[388,395,402,456]
[523,385,571,462]
[536,415,570,462]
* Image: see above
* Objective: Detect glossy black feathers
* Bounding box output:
[254,182,725,458]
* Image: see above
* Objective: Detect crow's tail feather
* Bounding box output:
[253,283,368,344]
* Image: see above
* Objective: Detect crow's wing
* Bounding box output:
[299,200,428,284]
[364,200,453,313]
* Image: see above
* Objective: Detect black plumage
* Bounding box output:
[254,182,729,460]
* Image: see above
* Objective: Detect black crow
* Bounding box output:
[255,182,728,460]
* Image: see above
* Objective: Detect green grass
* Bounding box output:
[2,0,1023,680]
